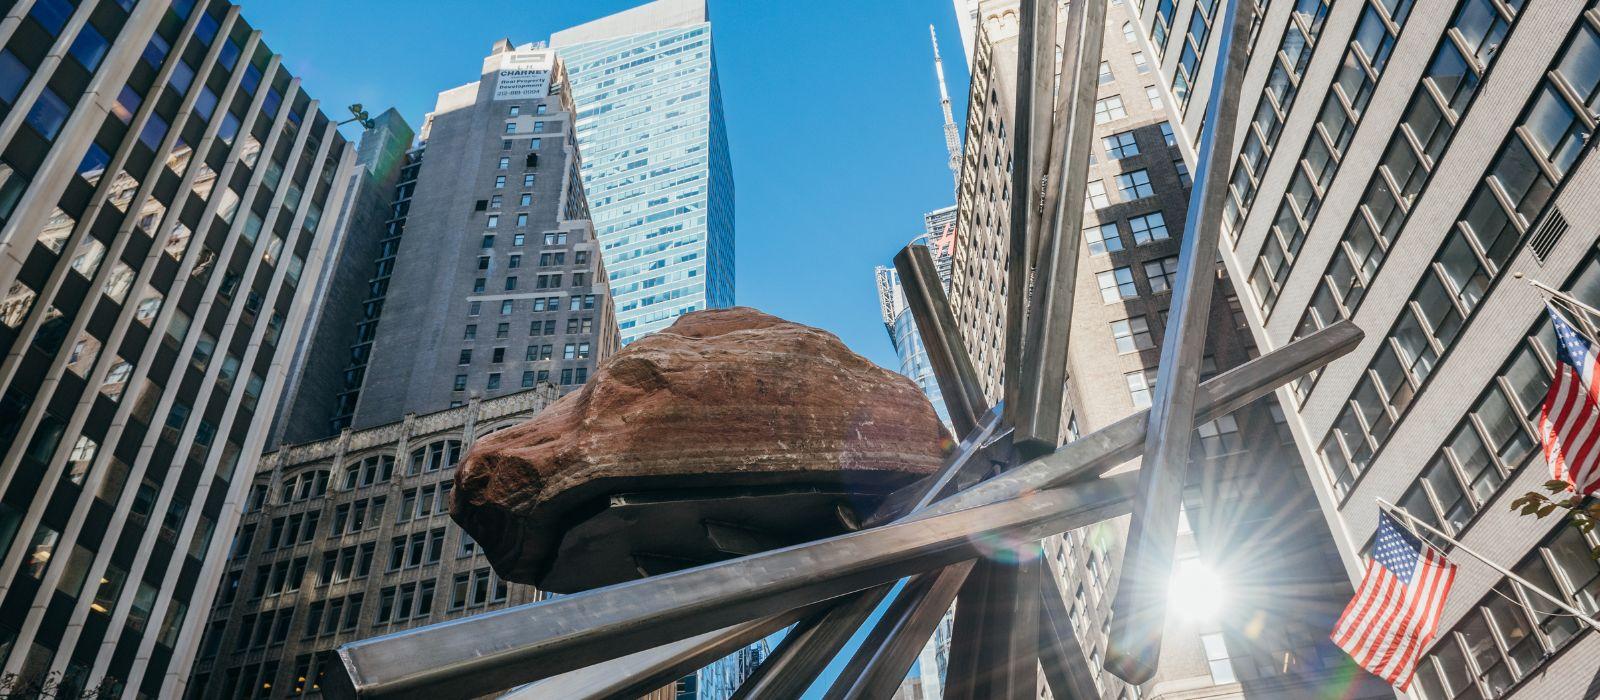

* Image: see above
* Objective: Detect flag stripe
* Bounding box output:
[1333,513,1456,689]
[1542,305,1600,496]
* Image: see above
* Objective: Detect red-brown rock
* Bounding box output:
[452,307,950,590]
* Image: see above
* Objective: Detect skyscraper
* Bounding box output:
[552,0,734,345]
[0,1,361,695]
[346,40,620,430]
[947,1,1384,696]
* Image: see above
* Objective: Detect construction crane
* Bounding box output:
[931,25,962,194]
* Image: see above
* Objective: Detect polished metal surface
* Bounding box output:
[822,562,973,700]
[728,591,886,700]
[329,474,1139,698]
[1106,0,1258,683]
[1001,0,1057,437]
[1012,0,1107,459]
[1039,567,1102,700]
[894,244,988,435]
[500,610,809,700]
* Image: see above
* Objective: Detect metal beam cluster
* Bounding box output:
[324,1,1329,697]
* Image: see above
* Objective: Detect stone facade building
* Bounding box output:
[187,387,558,698]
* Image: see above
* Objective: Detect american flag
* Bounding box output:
[1540,304,1600,495]
[1331,512,1456,689]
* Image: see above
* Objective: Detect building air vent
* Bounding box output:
[1528,206,1569,263]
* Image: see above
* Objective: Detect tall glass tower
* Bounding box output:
[552,0,734,344]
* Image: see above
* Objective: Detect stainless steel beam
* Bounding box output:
[875,321,1362,527]
[1038,565,1101,699]
[973,552,1044,699]
[728,590,886,700]
[940,562,990,700]
[501,606,811,700]
[822,562,972,700]
[327,474,1139,699]
[731,409,1001,699]
[1012,0,1107,459]
[330,321,1361,698]
[1001,0,1058,437]
[894,244,987,435]
[1107,0,1258,683]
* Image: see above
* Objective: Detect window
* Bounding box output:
[1196,415,1243,457]
[1105,132,1139,159]
[1133,51,1150,73]
[1123,21,1136,42]
[505,122,516,133]
[1202,633,1236,684]
[1085,223,1122,255]
[1175,158,1192,187]
[1129,212,1169,244]
[1086,181,1111,209]
[1160,121,1176,146]
[497,157,509,170]
[1098,61,1114,84]
[1111,316,1155,353]
[524,173,535,187]
[1146,85,1164,110]
[1144,256,1180,293]
[1116,170,1155,200]
[1098,267,1138,302]
[1125,370,1157,409]
[1094,96,1126,123]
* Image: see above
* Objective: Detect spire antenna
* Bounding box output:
[931,25,963,194]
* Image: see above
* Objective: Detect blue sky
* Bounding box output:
[240,0,972,371]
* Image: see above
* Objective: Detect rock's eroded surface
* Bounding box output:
[452,307,949,588]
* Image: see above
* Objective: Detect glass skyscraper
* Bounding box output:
[552,0,734,344]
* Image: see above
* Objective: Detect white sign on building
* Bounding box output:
[491,50,555,101]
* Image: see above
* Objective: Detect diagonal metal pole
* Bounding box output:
[329,474,1140,700]
[1013,0,1105,461]
[1001,0,1059,446]
[895,244,988,435]
[1038,565,1102,699]
[820,561,974,700]
[728,409,1001,699]
[1105,0,1256,684]
[326,322,1361,698]
[500,604,816,699]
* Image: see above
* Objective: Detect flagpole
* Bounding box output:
[1523,275,1600,340]
[1375,497,1600,632]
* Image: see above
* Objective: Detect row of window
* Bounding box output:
[1246,0,1418,313]
[1412,524,1600,698]
[453,367,589,392]
[457,342,590,366]
[1085,211,1172,255]
[467,316,598,342]
[466,293,598,317]
[1293,0,1516,340]
[1223,0,1335,236]
[1095,255,1182,302]
[1315,18,1600,493]
[469,271,590,293]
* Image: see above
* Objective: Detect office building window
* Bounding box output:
[1105,131,1139,159]
[1144,256,1180,293]
[1111,316,1154,353]
[1098,267,1138,302]
[1094,95,1126,123]
[1129,212,1169,244]
[1117,169,1155,200]
[1085,223,1123,255]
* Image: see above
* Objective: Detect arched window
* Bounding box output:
[408,439,463,475]
[1123,21,1136,42]
[280,469,329,503]
[343,455,394,489]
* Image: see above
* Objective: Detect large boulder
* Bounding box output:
[452,307,950,591]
